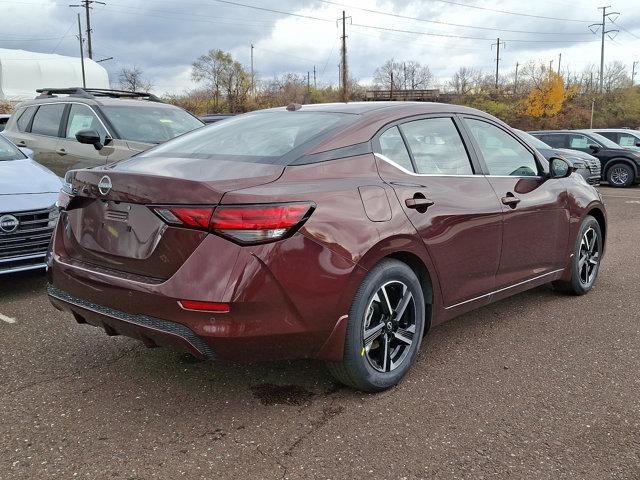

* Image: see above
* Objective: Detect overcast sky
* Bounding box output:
[2,0,640,94]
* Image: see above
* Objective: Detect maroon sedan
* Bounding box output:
[48,102,606,391]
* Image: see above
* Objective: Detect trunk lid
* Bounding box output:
[61,157,283,279]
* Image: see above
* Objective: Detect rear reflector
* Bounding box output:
[152,202,314,245]
[179,300,230,313]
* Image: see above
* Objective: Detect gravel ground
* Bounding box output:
[1,186,639,480]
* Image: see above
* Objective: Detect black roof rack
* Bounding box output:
[35,87,161,102]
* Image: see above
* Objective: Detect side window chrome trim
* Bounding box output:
[23,101,113,139]
[374,153,481,178]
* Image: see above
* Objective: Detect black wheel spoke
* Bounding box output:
[364,322,384,347]
[394,288,413,322]
[395,325,415,345]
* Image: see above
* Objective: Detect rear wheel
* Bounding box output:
[553,215,602,295]
[326,259,426,392]
[606,162,634,188]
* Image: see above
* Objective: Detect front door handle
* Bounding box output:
[405,197,435,209]
[501,193,521,207]
[18,140,26,146]
[56,148,67,155]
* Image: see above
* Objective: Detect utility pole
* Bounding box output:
[514,62,519,95]
[590,6,619,93]
[491,38,505,89]
[69,0,105,59]
[76,13,86,87]
[313,65,316,89]
[632,60,638,85]
[558,53,562,75]
[250,43,254,98]
[307,71,310,94]
[590,98,595,128]
[337,11,351,102]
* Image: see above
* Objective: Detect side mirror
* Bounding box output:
[635,141,640,147]
[549,157,574,179]
[75,129,103,151]
[588,144,600,153]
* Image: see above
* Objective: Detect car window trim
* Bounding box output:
[62,103,110,141]
[372,113,483,176]
[459,115,545,178]
[24,101,114,140]
[28,103,69,139]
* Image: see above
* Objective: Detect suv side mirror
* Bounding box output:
[75,129,103,151]
[635,141,640,147]
[588,144,600,153]
[549,157,574,179]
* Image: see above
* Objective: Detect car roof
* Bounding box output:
[586,128,639,132]
[16,96,180,109]
[265,101,491,116]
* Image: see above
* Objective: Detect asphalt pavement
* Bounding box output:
[1,186,639,479]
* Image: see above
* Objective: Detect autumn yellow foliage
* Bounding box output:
[525,72,568,118]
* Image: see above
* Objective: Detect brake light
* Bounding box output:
[210,202,315,244]
[151,202,314,244]
[154,207,214,229]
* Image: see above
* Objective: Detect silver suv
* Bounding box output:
[3,88,203,177]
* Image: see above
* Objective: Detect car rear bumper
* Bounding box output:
[48,222,363,362]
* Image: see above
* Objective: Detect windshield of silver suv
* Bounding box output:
[101,105,203,144]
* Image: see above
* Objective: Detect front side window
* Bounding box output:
[466,119,538,176]
[30,104,66,137]
[378,126,413,171]
[66,104,108,140]
[568,134,591,149]
[101,105,203,144]
[400,117,473,175]
[16,106,37,132]
[140,111,352,163]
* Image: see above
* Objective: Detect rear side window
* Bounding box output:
[536,134,566,148]
[16,106,37,132]
[568,135,590,149]
[141,111,352,163]
[401,118,473,175]
[466,119,538,176]
[378,126,413,171]
[31,104,66,137]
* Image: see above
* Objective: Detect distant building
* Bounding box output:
[0,48,109,101]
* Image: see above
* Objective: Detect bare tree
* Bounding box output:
[374,58,433,90]
[117,66,153,92]
[603,61,630,92]
[448,67,480,94]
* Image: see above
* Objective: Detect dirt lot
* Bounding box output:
[1,186,639,480]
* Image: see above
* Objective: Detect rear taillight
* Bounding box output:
[151,202,314,245]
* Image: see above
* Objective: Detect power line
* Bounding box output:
[317,0,593,36]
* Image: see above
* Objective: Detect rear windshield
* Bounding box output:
[101,105,203,144]
[139,111,353,163]
[0,134,26,161]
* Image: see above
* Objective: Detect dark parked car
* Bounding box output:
[586,128,640,151]
[48,102,606,391]
[529,129,640,187]
[0,134,61,274]
[3,88,204,177]
[514,129,600,185]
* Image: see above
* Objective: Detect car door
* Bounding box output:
[25,103,66,176]
[374,116,503,312]
[461,117,570,290]
[57,103,114,173]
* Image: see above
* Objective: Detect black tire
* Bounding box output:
[326,259,426,392]
[553,215,603,295]
[606,162,634,188]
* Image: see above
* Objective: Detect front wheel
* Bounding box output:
[553,215,603,295]
[326,259,426,392]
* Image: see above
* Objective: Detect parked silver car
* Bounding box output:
[0,134,61,274]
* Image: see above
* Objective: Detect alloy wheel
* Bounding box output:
[362,280,417,373]
[578,227,600,286]
[610,166,630,186]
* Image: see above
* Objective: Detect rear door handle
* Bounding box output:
[18,140,26,145]
[56,148,66,155]
[501,194,521,207]
[405,198,435,209]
